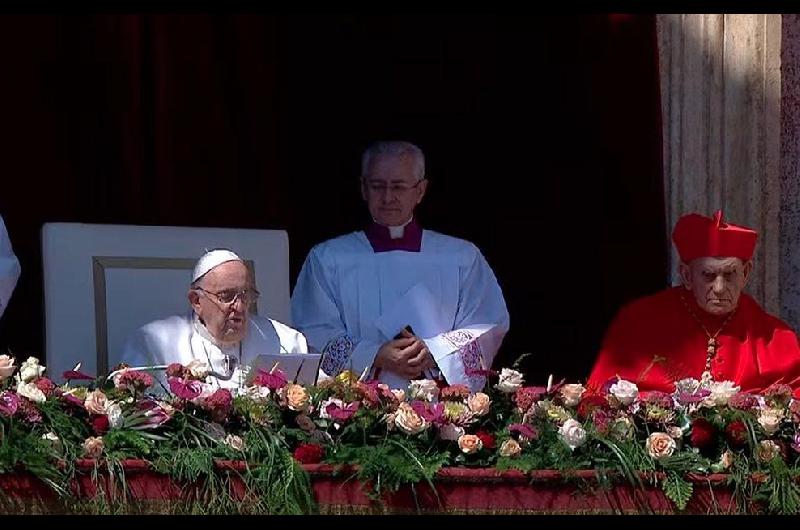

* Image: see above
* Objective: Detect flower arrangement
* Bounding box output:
[2,353,800,514]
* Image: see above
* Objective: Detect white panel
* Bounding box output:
[104,267,193,369]
[42,223,290,380]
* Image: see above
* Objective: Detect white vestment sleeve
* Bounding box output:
[423,248,510,391]
[120,327,163,370]
[292,247,381,377]
[0,215,21,319]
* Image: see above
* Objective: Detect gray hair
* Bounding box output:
[361,141,426,181]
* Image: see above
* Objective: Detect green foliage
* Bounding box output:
[326,438,450,500]
[755,457,800,515]
[663,471,693,511]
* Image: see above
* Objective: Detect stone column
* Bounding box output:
[657,14,782,314]
[780,15,800,331]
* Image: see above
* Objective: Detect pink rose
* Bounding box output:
[0,355,15,381]
[646,432,676,459]
[84,389,109,415]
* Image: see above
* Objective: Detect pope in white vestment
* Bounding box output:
[291,141,509,392]
[122,249,309,390]
[0,215,21,319]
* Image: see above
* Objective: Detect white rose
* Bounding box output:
[499,439,522,458]
[758,408,784,436]
[718,450,734,471]
[667,426,684,439]
[495,368,524,393]
[0,355,16,381]
[18,357,45,383]
[42,432,59,442]
[185,359,210,380]
[408,379,439,402]
[41,432,63,453]
[391,389,406,402]
[437,423,465,441]
[245,385,271,401]
[609,380,639,406]
[223,434,245,451]
[16,381,46,403]
[107,402,124,428]
[558,418,587,450]
[394,403,429,435]
[674,378,701,396]
[191,383,215,405]
[757,440,781,463]
[704,381,740,407]
[559,384,585,407]
[610,416,636,441]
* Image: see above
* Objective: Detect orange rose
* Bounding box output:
[457,434,484,454]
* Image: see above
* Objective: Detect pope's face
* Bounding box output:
[188,261,253,345]
[361,153,428,227]
[679,256,752,316]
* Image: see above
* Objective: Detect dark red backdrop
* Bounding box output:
[0,14,667,383]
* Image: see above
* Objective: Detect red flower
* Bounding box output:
[475,430,496,450]
[115,370,154,391]
[725,420,748,448]
[168,377,204,400]
[166,363,186,378]
[34,377,57,397]
[764,383,793,408]
[440,385,471,401]
[293,443,325,464]
[253,368,288,390]
[62,369,95,381]
[577,394,608,419]
[204,388,233,422]
[514,386,545,412]
[91,414,110,434]
[689,417,716,450]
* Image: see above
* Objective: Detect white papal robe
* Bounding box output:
[291,229,509,392]
[121,312,308,390]
[0,215,20,319]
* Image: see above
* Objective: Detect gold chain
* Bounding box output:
[678,292,736,374]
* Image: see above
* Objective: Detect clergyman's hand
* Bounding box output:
[374,336,427,379]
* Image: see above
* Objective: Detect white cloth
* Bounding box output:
[291,229,509,392]
[121,311,309,391]
[0,215,20,319]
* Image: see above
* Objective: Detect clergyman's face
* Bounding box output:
[679,256,752,316]
[188,260,254,344]
[361,153,428,227]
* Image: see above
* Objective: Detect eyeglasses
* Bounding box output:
[194,286,260,306]
[363,179,425,196]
